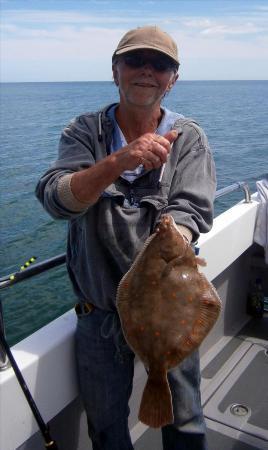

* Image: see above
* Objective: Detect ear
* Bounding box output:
[112,64,119,86]
[167,72,179,91]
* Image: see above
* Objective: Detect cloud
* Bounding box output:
[3,9,124,25]
[1,26,124,60]
[256,5,268,11]
[200,22,265,37]
[1,5,268,81]
[181,16,267,38]
[2,8,163,26]
[183,19,213,29]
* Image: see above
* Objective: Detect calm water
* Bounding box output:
[1,81,267,345]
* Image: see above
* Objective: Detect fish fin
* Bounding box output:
[116,233,157,306]
[138,369,173,428]
[196,256,207,267]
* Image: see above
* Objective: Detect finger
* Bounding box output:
[138,155,155,170]
[163,129,179,144]
[141,150,162,169]
[151,134,172,151]
[150,141,169,164]
[142,160,155,170]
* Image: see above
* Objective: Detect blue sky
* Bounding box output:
[1,0,268,81]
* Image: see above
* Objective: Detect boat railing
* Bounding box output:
[215,181,251,203]
[0,181,251,369]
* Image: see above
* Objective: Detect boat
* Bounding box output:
[0,181,268,450]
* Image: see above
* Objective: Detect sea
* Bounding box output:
[1,80,267,346]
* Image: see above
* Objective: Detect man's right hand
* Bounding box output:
[70,129,179,206]
[118,129,179,171]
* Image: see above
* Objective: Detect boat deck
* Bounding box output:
[3,196,267,450]
[134,315,268,450]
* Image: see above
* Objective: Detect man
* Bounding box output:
[36,25,216,450]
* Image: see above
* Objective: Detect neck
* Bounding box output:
[115,103,163,142]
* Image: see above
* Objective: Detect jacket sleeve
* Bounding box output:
[166,121,216,242]
[35,115,96,220]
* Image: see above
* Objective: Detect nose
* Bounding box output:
[140,63,154,74]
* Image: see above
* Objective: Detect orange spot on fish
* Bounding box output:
[171,292,176,298]
[155,331,160,336]
[180,320,186,325]
[140,326,145,331]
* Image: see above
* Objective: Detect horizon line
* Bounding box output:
[1,79,268,83]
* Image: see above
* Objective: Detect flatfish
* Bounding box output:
[116,214,221,428]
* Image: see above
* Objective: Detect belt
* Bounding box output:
[75,301,95,316]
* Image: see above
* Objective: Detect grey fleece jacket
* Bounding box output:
[35,104,216,311]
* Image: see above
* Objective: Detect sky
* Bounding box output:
[1,0,268,82]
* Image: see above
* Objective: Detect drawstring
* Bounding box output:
[98,112,103,142]
[100,311,131,362]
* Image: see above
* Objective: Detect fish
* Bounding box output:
[116,214,221,428]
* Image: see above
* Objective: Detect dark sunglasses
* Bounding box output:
[122,52,178,72]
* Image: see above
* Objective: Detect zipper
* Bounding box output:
[130,188,135,206]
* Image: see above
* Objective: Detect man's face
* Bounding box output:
[112,50,178,109]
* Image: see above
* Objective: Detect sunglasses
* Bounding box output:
[122,52,178,72]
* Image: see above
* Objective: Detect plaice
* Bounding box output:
[116,214,221,428]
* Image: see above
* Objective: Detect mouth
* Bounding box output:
[133,82,157,88]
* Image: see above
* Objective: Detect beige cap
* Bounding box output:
[113,26,179,65]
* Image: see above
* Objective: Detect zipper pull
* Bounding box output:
[130,188,135,206]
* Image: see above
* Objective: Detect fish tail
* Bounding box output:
[138,368,173,428]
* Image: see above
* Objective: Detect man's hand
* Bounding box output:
[70,130,178,206]
[118,129,179,171]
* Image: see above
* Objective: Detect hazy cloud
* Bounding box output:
[1,3,268,81]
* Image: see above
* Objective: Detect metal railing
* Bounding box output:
[215,181,251,204]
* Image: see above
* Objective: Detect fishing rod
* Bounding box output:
[0,329,59,449]
[0,254,66,290]
[0,256,65,449]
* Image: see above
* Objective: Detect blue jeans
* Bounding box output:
[75,307,208,450]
